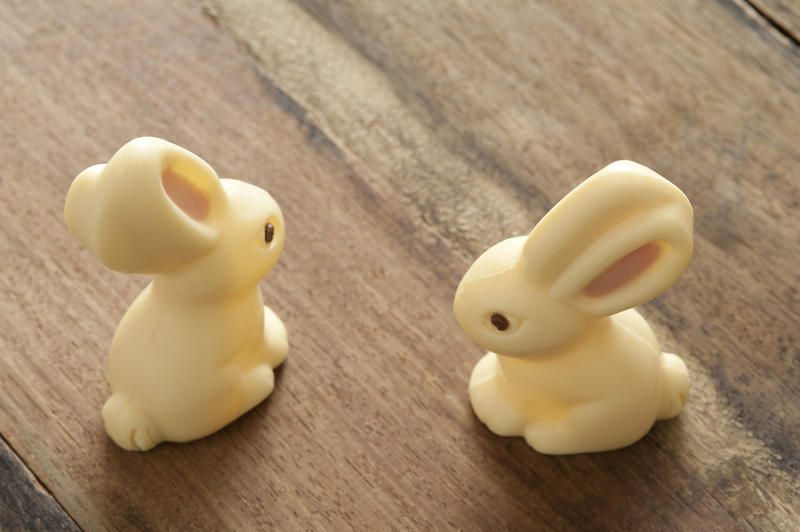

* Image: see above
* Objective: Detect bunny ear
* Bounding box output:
[65,137,228,274]
[518,161,693,317]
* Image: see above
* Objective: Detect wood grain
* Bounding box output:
[0,0,798,530]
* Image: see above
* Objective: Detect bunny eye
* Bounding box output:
[264,223,275,244]
[491,313,509,331]
[485,312,519,333]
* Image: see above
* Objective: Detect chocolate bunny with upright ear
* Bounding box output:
[65,137,288,451]
[453,161,692,454]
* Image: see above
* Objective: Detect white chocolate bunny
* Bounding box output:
[65,137,288,451]
[453,161,692,454]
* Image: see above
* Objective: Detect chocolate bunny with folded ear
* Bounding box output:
[65,137,288,451]
[453,161,692,454]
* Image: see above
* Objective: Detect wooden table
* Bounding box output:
[2,1,798,529]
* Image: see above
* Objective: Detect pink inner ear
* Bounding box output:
[162,168,209,221]
[584,242,661,298]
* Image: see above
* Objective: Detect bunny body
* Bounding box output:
[470,307,687,455]
[65,138,287,451]
[104,271,286,450]
[454,161,692,454]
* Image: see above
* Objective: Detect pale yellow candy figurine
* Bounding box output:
[453,161,692,454]
[65,137,288,451]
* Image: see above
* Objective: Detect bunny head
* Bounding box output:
[453,161,693,358]
[65,137,284,298]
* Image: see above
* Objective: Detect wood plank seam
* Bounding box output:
[728,0,800,51]
[0,434,79,531]
[740,0,800,45]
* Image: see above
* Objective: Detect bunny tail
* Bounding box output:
[657,353,689,420]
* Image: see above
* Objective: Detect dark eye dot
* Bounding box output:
[264,223,275,243]
[490,313,509,331]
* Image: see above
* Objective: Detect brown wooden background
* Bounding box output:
[1,0,798,530]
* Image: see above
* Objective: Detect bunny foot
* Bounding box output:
[522,414,604,454]
[262,305,288,368]
[469,353,528,437]
[102,394,160,451]
[523,421,575,454]
[523,401,651,454]
[658,353,689,419]
[523,422,624,455]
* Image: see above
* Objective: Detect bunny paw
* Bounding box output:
[469,353,528,437]
[263,305,288,368]
[102,394,160,451]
